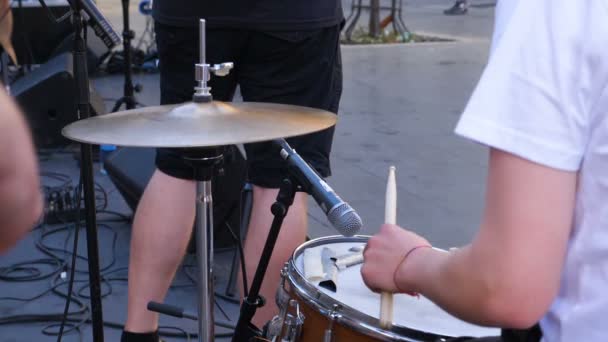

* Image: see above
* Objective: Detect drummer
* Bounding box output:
[120,1,344,341]
[362,0,607,341]
[0,87,43,253]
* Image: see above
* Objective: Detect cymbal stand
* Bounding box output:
[181,147,225,342]
[146,19,233,342]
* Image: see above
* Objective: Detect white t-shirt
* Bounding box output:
[455,0,608,341]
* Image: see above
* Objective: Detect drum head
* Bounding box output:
[289,236,500,341]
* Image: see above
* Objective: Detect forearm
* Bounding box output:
[383,151,574,330]
[396,245,535,328]
[0,173,42,252]
[0,89,42,252]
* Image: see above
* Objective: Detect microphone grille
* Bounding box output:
[327,202,363,237]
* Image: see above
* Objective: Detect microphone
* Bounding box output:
[276,139,362,237]
[66,0,122,49]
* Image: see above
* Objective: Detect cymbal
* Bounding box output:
[62,101,337,148]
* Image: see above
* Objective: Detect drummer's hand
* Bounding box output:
[361,224,430,293]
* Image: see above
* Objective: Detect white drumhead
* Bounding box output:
[295,240,500,338]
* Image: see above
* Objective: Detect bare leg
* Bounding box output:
[124,170,196,333]
[239,185,308,328]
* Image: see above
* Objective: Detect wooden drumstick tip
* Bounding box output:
[384,166,397,225]
[380,292,394,328]
[380,165,397,328]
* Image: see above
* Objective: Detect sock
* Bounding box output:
[121,330,160,342]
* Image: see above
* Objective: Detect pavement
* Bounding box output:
[0,1,497,341]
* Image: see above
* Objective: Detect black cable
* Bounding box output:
[225,221,248,298]
[0,258,63,282]
[1,245,238,339]
[38,148,76,163]
[97,210,131,222]
[41,172,73,190]
[36,222,119,274]
[56,179,82,342]
[1,222,236,338]
[36,0,72,23]
[1,271,237,337]
[0,249,236,338]
[2,161,240,339]
[0,315,235,339]
[94,182,108,210]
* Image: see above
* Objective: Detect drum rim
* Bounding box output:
[288,235,450,342]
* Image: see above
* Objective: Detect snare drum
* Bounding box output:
[272,236,500,342]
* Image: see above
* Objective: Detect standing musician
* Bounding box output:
[120,1,344,341]
[0,86,43,254]
[362,0,608,341]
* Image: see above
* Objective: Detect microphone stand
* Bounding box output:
[70,1,105,341]
[232,175,300,341]
[112,0,140,111]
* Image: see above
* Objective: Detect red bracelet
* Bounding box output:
[393,244,432,296]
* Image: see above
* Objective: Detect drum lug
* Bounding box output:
[276,264,290,308]
[323,304,342,342]
[266,299,305,342]
[280,263,289,286]
[281,300,305,342]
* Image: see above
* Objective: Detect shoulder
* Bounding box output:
[455,0,608,172]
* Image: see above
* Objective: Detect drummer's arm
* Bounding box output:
[396,149,576,328]
[0,88,43,253]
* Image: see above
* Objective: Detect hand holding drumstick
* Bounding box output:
[361,166,432,328]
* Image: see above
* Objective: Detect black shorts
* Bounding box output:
[154,22,343,188]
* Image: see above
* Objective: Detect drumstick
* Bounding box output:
[380,166,397,329]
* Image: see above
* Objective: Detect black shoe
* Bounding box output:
[444,2,468,15]
[121,330,161,342]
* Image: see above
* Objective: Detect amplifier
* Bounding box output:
[10,0,109,71]
[11,53,106,148]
